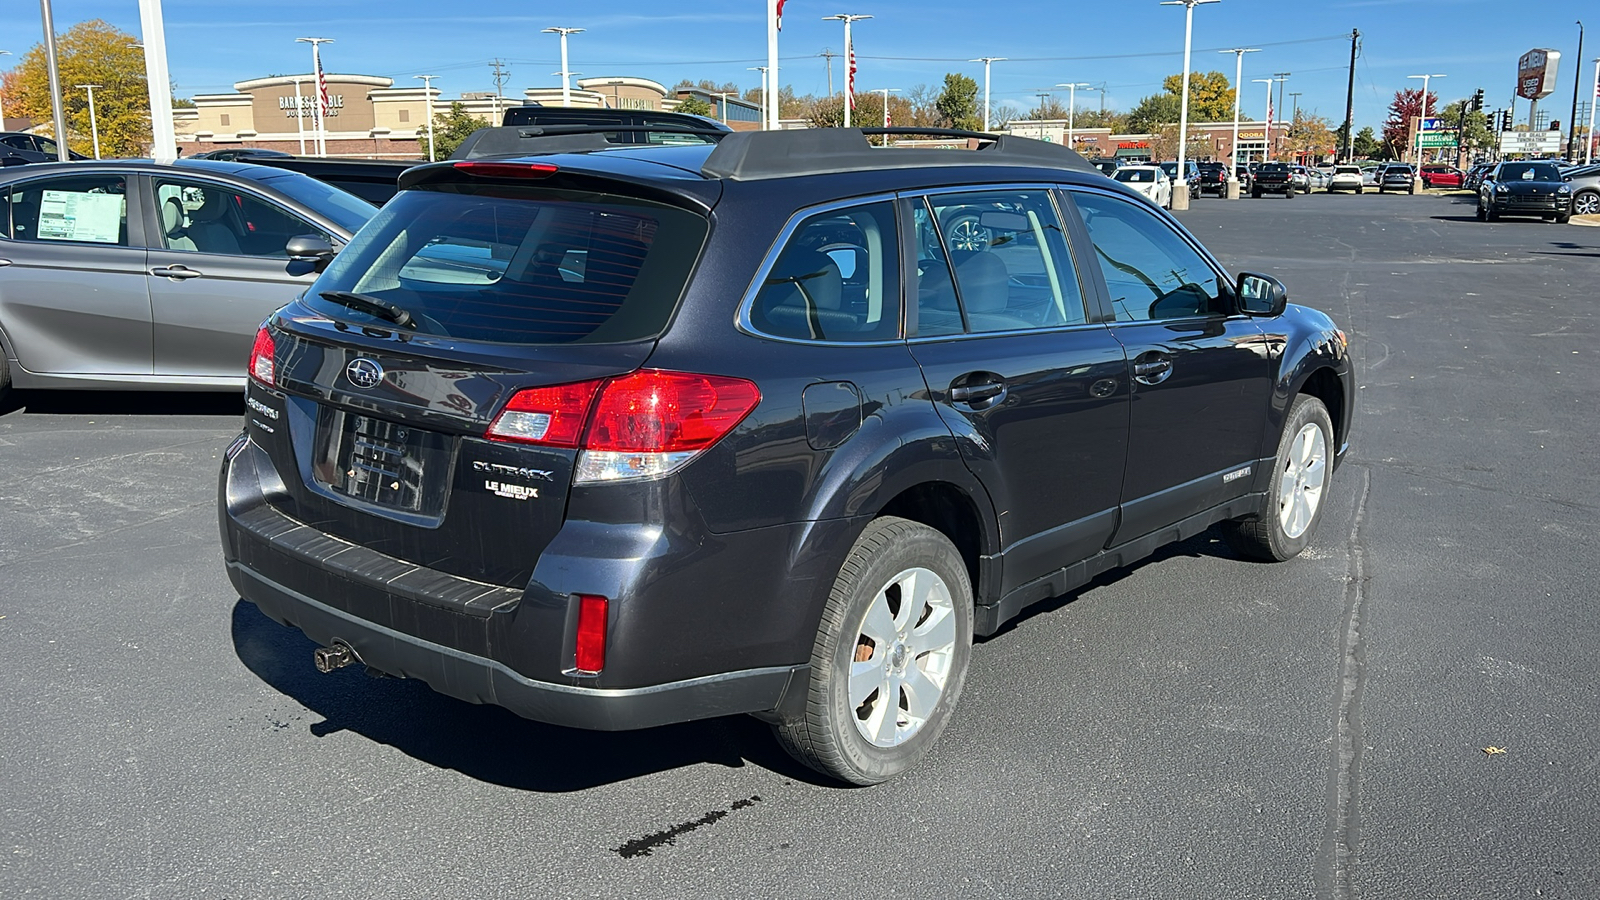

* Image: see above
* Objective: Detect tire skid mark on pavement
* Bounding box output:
[1317,464,1372,900]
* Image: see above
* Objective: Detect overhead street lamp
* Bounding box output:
[75,84,102,158]
[824,15,873,130]
[970,56,1007,130]
[541,27,584,108]
[1161,0,1219,212]
[1253,78,1274,159]
[1220,47,1259,199]
[413,74,438,161]
[1056,82,1090,149]
[1408,73,1445,180]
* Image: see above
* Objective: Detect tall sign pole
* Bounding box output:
[298,37,334,157]
[41,0,71,160]
[1221,47,1258,198]
[136,0,176,161]
[767,0,780,130]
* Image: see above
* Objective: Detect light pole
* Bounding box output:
[1408,73,1444,178]
[1273,71,1291,138]
[1289,91,1301,122]
[1253,78,1274,159]
[970,56,1006,130]
[1589,58,1599,164]
[541,27,584,108]
[1056,82,1090,149]
[291,77,307,155]
[40,0,70,160]
[297,37,334,157]
[876,87,899,131]
[1221,47,1259,199]
[717,91,731,123]
[824,15,872,129]
[0,51,11,127]
[747,67,768,121]
[1161,0,1218,212]
[414,74,438,161]
[75,84,102,158]
[1569,21,1584,159]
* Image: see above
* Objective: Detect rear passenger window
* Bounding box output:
[924,189,1085,333]
[749,201,900,342]
[4,175,129,245]
[1070,190,1228,322]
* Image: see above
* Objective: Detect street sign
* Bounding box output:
[1418,132,1458,148]
[1421,117,1446,131]
[1499,130,1562,154]
[1517,49,1561,101]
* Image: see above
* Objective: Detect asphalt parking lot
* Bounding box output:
[3,190,1597,899]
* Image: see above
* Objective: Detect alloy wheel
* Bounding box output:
[849,566,958,747]
[1277,423,1328,540]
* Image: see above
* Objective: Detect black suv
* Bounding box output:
[220,128,1354,785]
[1477,160,1573,222]
[1378,164,1416,194]
[1251,162,1295,198]
[1195,162,1231,196]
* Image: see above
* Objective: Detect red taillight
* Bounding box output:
[451,161,559,179]
[584,370,761,453]
[248,327,275,386]
[486,380,603,447]
[574,594,608,673]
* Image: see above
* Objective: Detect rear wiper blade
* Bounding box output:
[319,291,414,328]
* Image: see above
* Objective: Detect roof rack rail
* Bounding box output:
[449,124,728,160]
[700,127,1095,181]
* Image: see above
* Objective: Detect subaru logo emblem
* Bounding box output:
[345,358,384,390]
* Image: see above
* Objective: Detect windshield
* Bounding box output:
[303,185,708,345]
[254,171,379,233]
[1115,169,1156,183]
[1498,163,1561,181]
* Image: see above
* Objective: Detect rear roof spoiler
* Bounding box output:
[700,128,1098,181]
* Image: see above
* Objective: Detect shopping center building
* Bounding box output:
[174,73,763,157]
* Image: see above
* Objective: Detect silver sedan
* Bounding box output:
[0,159,375,401]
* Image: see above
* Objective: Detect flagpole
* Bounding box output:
[766,0,779,130]
[1589,57,1598,165]
[298,37,333,157]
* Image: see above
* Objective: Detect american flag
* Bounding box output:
[847,42,857,109]
[775,0,786,31]
[315,49,331,118]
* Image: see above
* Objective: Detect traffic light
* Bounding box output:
[1472,89,1484,112]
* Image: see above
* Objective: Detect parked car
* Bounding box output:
[1565,167,1600,216]
[1251,162,1295,198]
[0,131,88,164]
[1360,166,1380,186]
[1464,163,1493,192]
[1327,165,1364,193]
[1114,164,1174,208]
[1158,160,1202,201]
[1304,167,1333,190]
[1378,165,1416,194]
[0,159,375,401]
[1195,161,1231,196]
[1477,160,1572,222]
[218,127,1354,786]
[189,148,295,162]
[241,156,422,206]
[1420,165,1463,189]
[1289,166,1312,191]
[1093,158,1123,177]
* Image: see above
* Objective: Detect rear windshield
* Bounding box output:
[303,186,708,344]
[1115,169,1156,183]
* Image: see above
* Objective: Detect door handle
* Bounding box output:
[1132,352,1174,386]
[151,265,202,280]
[949,382,1004,403]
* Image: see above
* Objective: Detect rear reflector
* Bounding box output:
[450,161,559,179]
[574,595,608,674]
[248,327,275,386]
[487,370,761,483]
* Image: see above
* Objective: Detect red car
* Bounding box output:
[1421,165,1464,188]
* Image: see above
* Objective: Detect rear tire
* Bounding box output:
[774,517,973,786]
[1224,395,1334,562]
[0,352,10,405]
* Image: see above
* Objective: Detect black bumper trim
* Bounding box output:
[232,562,803,731]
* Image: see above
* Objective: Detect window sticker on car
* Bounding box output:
[37,189,123,243]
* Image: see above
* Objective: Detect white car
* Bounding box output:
[1113,165,1173,208]
[1360,166,1380,186]
[1328,165,1364,193]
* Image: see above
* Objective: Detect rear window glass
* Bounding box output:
[304,186,708,344]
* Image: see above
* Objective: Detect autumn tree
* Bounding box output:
[9,19,151,157]
[1282,111,1336,162]
[1382,88,1437,159]
[1161,71,1235,121]
[1026,95,1070,121]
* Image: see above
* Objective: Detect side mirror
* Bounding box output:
[1237,272,1288,317]
[286,234,336,272]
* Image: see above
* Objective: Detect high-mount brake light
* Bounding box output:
[486,370,762,483]
[248,327,275,386]
[450,161,559,179]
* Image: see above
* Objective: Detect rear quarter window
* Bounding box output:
[305,186,708,345]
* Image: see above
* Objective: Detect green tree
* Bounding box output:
[935,73,981,131]
[430,102,488,158]
[1439,99,1493,156]
[1161,70,1235,121]
[674,95,713,117]
[10,19,151,156]
[1026,95,1069,121]
[1126,92,1181,132]
[1352,126,1382,160]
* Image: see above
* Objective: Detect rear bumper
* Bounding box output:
[231,561,803,731]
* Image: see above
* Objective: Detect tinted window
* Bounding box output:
[307,187,707,345]
[749,201,900,342]
[155,177,328,256]
[5,174,128,245]
[1071,190,1228,322]
[925,189,1085,332]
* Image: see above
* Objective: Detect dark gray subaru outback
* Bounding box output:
[220,128,1354,785]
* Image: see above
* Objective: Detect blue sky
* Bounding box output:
[3,0,1594,131]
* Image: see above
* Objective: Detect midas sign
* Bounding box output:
[1517,49,1560,101]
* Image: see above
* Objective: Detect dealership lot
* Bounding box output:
[2,192,1597,898]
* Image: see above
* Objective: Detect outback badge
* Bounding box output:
[345,358,384,389]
